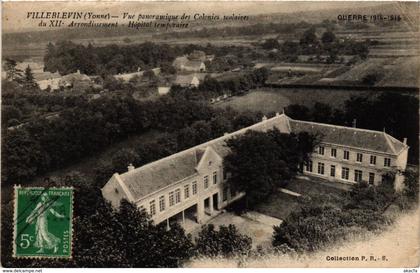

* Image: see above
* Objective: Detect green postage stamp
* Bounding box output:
[13,186,73,259]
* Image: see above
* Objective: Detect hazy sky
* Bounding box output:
[2,1,386,33]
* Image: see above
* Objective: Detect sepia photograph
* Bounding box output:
[1,1,419,271]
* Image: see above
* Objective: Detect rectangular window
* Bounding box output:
[369,173,375,185]
[175,189,181,204]
[184,184,190,199]
[169,191,174,206]
[159,196,165,212]
[192,181,197,195]
[223,187,228,201]
[330,165,336,177]
[149,200,156,216]
[318,146,325,155]
[213,171,217,184]
[342,167,349,180]
[306,161,313,172]
[204,175,209,189]
[318,162,325,175]
[356,153,363,162]
[223,169,227,180]
[370,155,376,165]
[331,148,337,158]
[384,158,391,167]
[344,150,350,160]
[354,170,363,182]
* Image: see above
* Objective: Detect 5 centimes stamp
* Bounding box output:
[13,186,73,259]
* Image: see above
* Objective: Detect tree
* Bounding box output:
[195,224,252,257]
[262,38,280,50]
[300,27,318,46]
[272,183,393,253]
[402,169,419,202]
[311,102,333,123]
[321,30,336,44]
[224,129,318,207]
[23,65,39,90]
[2,196,193,267]
[285,104,310,121]
[4,58,23,82]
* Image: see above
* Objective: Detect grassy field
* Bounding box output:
[255,191,301,220]
[377,56,419,87]
[213,91,291,113]
[255,177,347,220]
[214,88,373,113]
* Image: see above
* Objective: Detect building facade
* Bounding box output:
[102,113,409,227]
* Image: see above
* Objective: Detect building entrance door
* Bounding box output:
[212,193,218,211]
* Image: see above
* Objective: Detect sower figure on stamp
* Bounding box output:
[26,192,65,254]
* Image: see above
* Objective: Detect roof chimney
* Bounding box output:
[275,112,280,117]
[403,138,407,145]
[224,132,229,136]
[352,119,357,128]
[127,163,135,172]
[262,115,267,121]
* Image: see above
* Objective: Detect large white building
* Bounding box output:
[102,113,409,227]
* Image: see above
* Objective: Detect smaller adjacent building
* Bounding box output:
[173,56,206,72]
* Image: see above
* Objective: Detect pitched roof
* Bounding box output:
[107,114,407,202]
[288,119,406,154]
[175,75,196,85]
[172,56,189,68]
[184,60,205,69]
[119,149,199,201]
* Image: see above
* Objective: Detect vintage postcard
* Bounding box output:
[1,1,419,271]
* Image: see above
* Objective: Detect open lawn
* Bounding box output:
[214,88,374,113]
[213,91,292,113]
[190,211,282,249]
[254,177,348,220]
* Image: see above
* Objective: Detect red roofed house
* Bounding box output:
[102,113,409,229]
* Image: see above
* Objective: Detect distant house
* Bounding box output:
[188,50,206,61]
[174,74,200,88]
[59,70,93,90]
[114,67,143,82]
[115,71,143,82]
[183,61,206,72]
[206,55,215,61]
[38,77,61,91]
[151,67,161,76]
[172,56,206,72]
[158,86,171,95]
[15,61,62,91]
